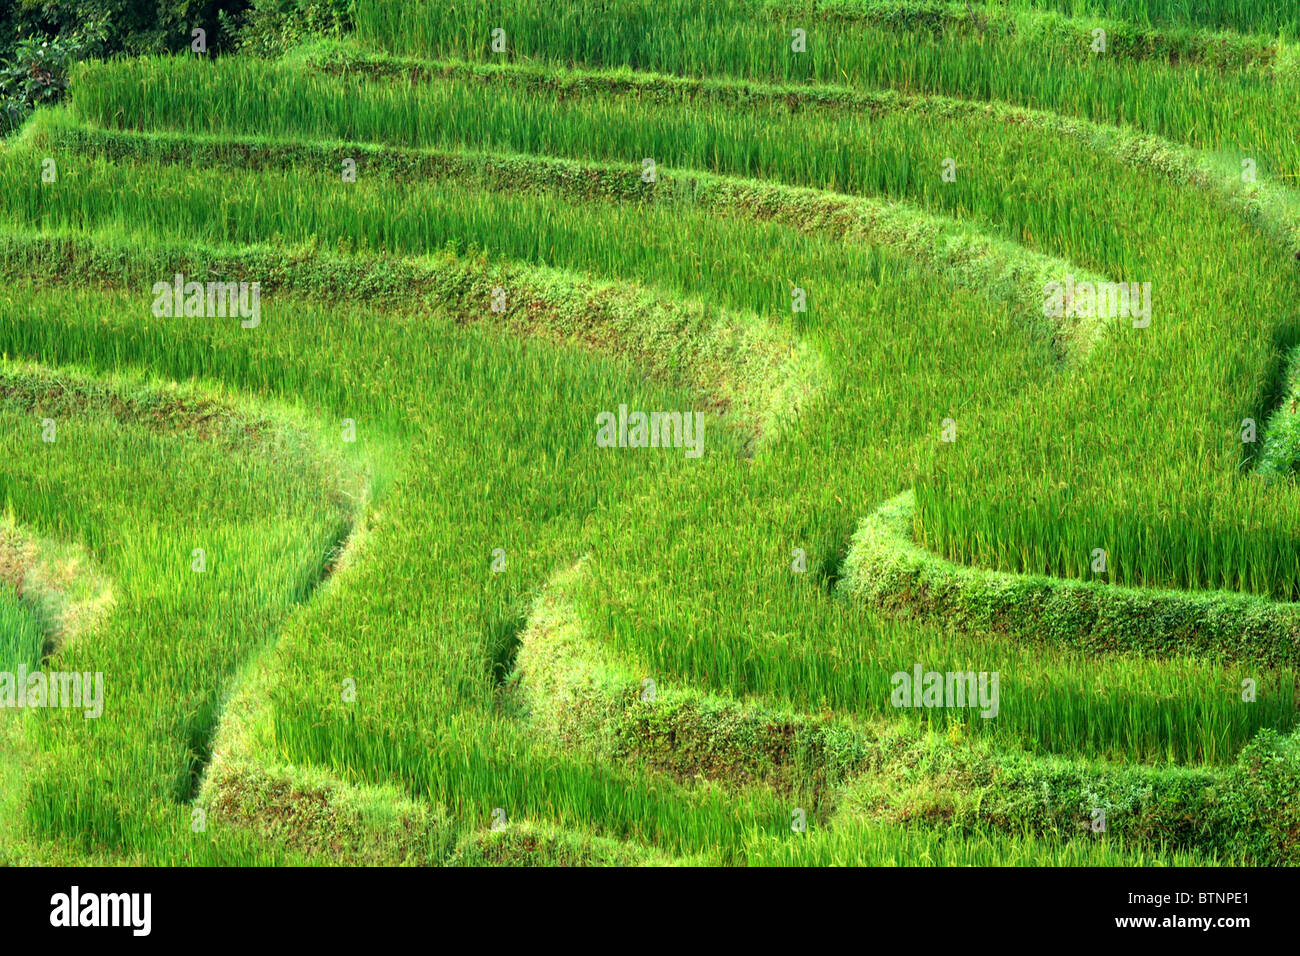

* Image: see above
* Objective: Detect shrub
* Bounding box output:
[0,3,249,61]
[0,27,102,134]
[220,0,352,57]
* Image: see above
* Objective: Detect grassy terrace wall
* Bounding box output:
[841,492,1300,666]
[517,563,1300,863]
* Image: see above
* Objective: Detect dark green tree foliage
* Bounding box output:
[0,30,100,133]
[219,0,352,57]
[0,1,345,133]
[0,1,254,61]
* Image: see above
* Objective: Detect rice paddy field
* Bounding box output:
[1,0,1299,869]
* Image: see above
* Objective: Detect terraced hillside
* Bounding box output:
[2,0,1299,866]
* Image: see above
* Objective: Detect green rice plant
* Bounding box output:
[0,583,42,671]
[6,8,1300,865]
[0,353,368,859]
[0,218,1268,769]
[999,0,1300,35]
[0,276,794,862]
[839,491,1300,666]
[0,114,1288,777]
[348,0,1300,174]
[743,822,1234,866]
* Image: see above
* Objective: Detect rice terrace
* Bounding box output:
[0,0,1299,882]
